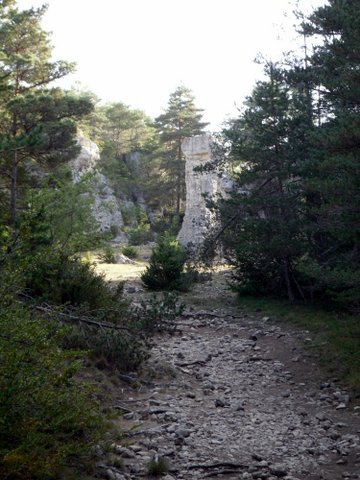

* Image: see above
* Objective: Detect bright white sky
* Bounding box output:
[17,0,326,130]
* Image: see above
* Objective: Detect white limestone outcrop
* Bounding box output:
[70,136,100,181]
[177,134,230,252]
[70,135,124,236]
[91,172,124,234]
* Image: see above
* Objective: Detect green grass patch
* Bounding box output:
[237,295,360,396]
[147,456,169,476]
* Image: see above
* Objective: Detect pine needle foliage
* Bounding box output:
[141,234,187,291]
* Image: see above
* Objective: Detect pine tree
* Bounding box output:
[0,3,93,227]
[297,0,360,304]
[155,86,208,215]
[217,1,360,307]
[220,65,310,301]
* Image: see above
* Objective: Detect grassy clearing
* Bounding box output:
[237,295,360,396]
[82,246,150,282]
[95,262,147,282]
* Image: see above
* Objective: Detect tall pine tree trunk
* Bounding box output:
[10,110,18,229]
[10,151,17,227]
[284,256,295,303]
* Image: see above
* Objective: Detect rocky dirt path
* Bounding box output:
[104,274,360,480]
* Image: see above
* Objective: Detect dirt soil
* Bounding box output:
[98,269,360,480]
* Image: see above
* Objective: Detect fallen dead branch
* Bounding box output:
[175,360,207,367]
[186,461,248,470]
[201,469,244,477]
[181,311,245,320]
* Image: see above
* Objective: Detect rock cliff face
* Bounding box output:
[70,135,124,236]
[70,136,100,181]
[177,134,230,252]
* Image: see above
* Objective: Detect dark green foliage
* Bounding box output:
[21,246,117,309]
[62,319,150,372]
[121,206,153,244]
[295,0,360,306]
[25,174,101,252]
[131,292,185,333]
[141,235,188,291]
[216,0,360,308]
[0,4,93,227]
[152,212,182,237]
[148,455,169,476]
[2,200,107,309]
[0,298,103,480]
[155,85,209,214]
[1,212,145,371]
[98,245,116,264]
[127,222,153,245]
[122,245,138,259]
[220,66,308,302]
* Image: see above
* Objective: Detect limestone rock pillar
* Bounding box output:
[177,134,219,252]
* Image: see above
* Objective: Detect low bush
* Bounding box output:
[24,247,121,309]
[127,222,153,245]
[98,245,116,263]
[61,292,184,370]
[0,300,103,480]
[131,292,185,333]
[122,245,138,259]
[1,224,147,370]
[148,455,169,476]
[141,234,188,291]
[152,213,182,237]
[61,310,151,371]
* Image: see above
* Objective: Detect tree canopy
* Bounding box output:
[216,0,360,308]
[0,2,93,227]
[155,85,208,215]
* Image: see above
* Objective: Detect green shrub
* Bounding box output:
[62,317,150,371]
[152,213,182,236]
[128,222,153,245]
[109,224,119,238]
[0,301,103,480]
[141,234,188,291]
[122,245,138,259]
[131,292,185,333]
[2,226,151,371]
[98,245,116,263]
[24,248,121,309]
[148,455,169,476]
[121,205,148,227]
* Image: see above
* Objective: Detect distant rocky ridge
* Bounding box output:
[70,134,232,247]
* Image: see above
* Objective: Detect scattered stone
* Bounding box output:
[107,275,359,480]
[123,412,134,420]
[269,465,289,477]
[175,427,191,439]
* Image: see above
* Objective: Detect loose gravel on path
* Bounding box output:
[102,277,360,480]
